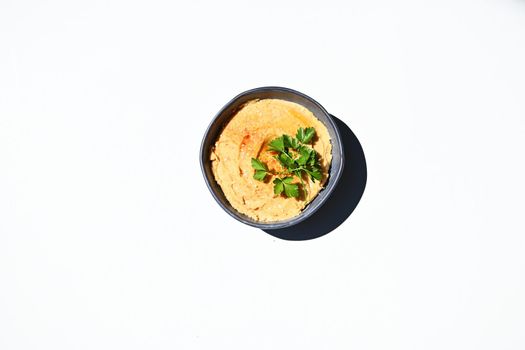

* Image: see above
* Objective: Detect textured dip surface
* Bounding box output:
[210,99,332,222]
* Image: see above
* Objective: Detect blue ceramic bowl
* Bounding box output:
[200,87,344,229]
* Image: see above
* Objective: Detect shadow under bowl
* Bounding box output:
[200,86,344,230]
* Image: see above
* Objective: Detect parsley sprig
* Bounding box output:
[250,127,322,198]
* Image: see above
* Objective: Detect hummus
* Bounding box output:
[210,99,332,222]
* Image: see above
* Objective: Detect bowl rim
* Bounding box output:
[199,86,345,229]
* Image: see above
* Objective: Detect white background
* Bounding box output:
[1,0,525,349]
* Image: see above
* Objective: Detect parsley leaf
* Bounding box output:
[268,136,285,152]
[283,135,300,149]
[296,145,313,166]
[277,152,296,169]
[283,178,299,198]
[253,170,267,181]
[251,158,267,171]
[251,158,268,181]
[306,167,322,181]
[273,177,299,198]
[308,151,318,167]
[282,177,294,184]
[273,178,284,195]
[296,127,316,144]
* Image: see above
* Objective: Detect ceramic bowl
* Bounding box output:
[200,86,344,229]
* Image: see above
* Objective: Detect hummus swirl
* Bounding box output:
[210,99,332,222]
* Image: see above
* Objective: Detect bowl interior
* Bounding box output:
[200,87,344,229]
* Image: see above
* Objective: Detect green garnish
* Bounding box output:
[296,127,315,144]
[273,177,299,198]
[250,158,269,181]
[268,136,285,153]
[250,127,322,198]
